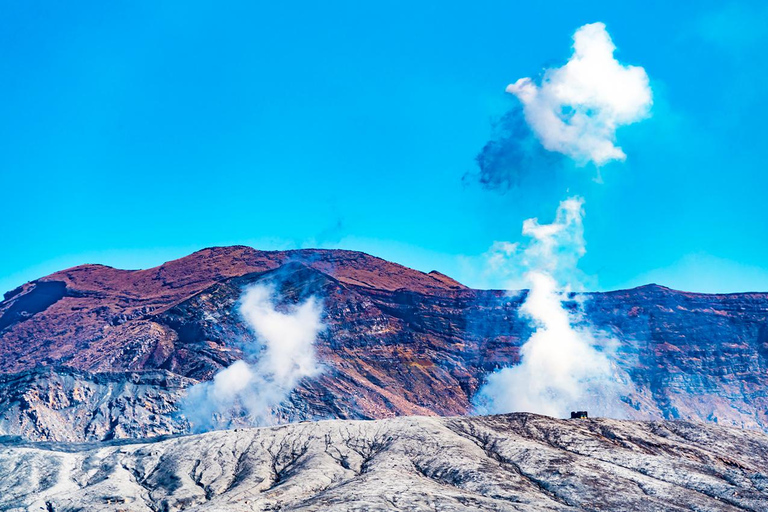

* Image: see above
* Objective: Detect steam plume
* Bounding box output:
[507,22,652,165]
[183,283,325,431]
[475,198,624,417]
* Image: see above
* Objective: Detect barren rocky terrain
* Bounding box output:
[1,413,767,511]
[1,246,768,441]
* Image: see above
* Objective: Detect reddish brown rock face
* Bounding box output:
[0,246,767,441]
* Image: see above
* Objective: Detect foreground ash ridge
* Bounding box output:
[2,414,767,511]
[1,246,768,441]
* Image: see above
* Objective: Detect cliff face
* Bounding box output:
[0,246,767,441]
[2,414,767,511]
[0,367,191,442]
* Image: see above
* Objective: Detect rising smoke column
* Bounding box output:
[182,283,325,431]
[475,198,625,418]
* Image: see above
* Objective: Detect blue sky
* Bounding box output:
[2,1,768,294]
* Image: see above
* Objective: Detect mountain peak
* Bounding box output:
[2,247,768,442]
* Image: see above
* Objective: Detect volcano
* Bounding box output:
[1,246,767,441]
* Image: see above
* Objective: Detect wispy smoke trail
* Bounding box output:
[182,283,325,431]
[475,198,625,418]
[470,107,566,191]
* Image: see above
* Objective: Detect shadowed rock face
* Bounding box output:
[1,246,767,441]
[0,367,192,441]
[1,414,767,511]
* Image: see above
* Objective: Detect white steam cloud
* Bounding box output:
[475,198,626,418]
[507,22,652,165]
[183,283,325,431]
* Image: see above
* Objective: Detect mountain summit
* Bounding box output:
[1,246,767,441]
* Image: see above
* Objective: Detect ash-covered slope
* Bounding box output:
[2,414,767,511]
[1,246,767,441]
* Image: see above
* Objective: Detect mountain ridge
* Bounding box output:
[1,246,767,441]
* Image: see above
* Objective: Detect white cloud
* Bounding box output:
[474,198,629,418]
[507,22,652,165]
[239,284,325,390]
[470,198,588,291]
[520,196,586,286]
[183,283,325,431]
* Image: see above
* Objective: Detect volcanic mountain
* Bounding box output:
[1,246,767,441]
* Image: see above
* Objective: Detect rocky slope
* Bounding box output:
[1,413,767,511]
[1,246,767,441]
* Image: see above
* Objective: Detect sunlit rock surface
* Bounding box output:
[1,414,767,511]
[1,246,767,441]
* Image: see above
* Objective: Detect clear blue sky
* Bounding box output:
[2,1,767,294]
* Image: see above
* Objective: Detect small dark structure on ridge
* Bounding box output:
[570,411,588,419]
